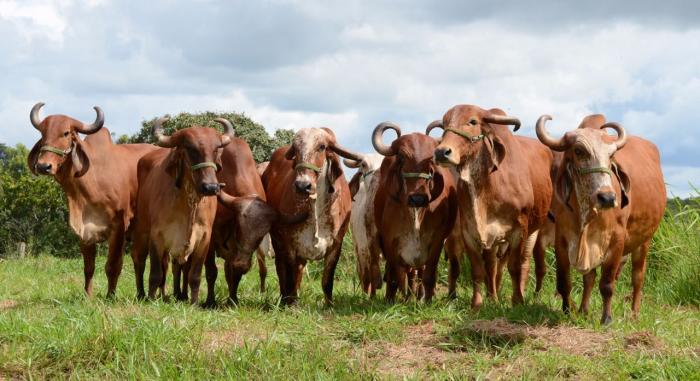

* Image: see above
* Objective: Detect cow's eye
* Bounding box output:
[319,144,326,151]
[63,131,70,137]
[469,119,478,125]
[574,147,586,157]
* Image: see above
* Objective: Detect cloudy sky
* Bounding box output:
[1,0,698,196]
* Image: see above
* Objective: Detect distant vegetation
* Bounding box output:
[0,112,293,257]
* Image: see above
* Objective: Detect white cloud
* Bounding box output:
[0,1,698,196]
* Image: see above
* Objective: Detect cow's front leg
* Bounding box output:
[631,240,651,318]
[187,245,209,305]
[466,248,485,309]
[599,254,622,325]
[105,222,126,299]
[579,268,596,314]
[554,235,572,314]
[422,248,442,303]
[322,245,342,306]
[80,242,97,297]
[203,247,218,308]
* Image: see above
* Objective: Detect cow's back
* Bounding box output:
[515,136,554,232]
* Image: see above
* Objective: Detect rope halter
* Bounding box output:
[443,127,485,143]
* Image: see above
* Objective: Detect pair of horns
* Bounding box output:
[152,117,236,148]
[424,113,521,136]
[30,102,105,134]
[536,115,627,151]
[285,128,364,162]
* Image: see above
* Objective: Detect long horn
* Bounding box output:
[372,121,401,156]
[600,122,628,150]
[75,106,105,134]
[331,144,364,162]
[30,102,45,130]
[152,117,175,148]
[214,118,235,146]
[425,120,444,136]
[535,115,572,152]
[343,158,361,168]
[483,113,521,132]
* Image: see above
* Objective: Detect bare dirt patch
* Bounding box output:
[359,321,464,378]
[0,300,18,310]
[624,331,665,354]
[469,318,611,357]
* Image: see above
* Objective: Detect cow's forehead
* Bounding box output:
[294,128,329,147]
[363,153,384,169]
[176,127,221,146]
[448,105,484,124]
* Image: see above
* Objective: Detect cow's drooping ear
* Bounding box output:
[555,159,574,210]
[27,140,42,175]
[165,150,184,188]
[71,139,90,178]
[348,171,362,200]
[612,161,631,209]
[284,144,296,160]
[386,158,402,202]
[429,168,444,202]
[325,151,342,193]
[215,147,224,171]
[484,134,506,173]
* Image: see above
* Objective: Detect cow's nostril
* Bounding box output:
[596,192,616,208]
[36,163,52,174]
[435,148,452,162]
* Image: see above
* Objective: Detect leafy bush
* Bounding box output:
[0,112,293,258]
[130,111,293,163]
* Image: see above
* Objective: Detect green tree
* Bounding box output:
[129,111,293,163]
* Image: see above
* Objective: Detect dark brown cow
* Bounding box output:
[536,114,666,324]
[432,105,553,307]
[132,118,248,304]
[253,161,275,294]
[262,127,362,305]
[27,102,158,297]
[202,152,277,306]
[372,122,458,302]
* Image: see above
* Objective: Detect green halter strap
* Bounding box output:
[191,162,218,171]
[577,166,613,176]
[362,169,375,179]
[401,172,433,180]
[444,128,485,143]
[295,162,322,173]
[40,145,72,157]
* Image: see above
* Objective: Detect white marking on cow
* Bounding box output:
[349,155,383,275]
[68,203,110,244]
[398,207,428,267]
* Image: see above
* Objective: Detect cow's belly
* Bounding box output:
[463,215,517,254]
[69,205,111,244]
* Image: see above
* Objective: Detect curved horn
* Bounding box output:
[152,117,175,148]
[75,106,105,134]
[536,115,572,152]
[600,122,627,150]
[425,120,444,143]
[331,143,363,162]
[343,158,361,168]
[372,122,401,156]
[30,102,45,130]
[214,118,235,146]
[483,113,521,132]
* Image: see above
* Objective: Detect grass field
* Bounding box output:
[1,198,699,380]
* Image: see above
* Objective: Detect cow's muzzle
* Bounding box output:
[35,162,53,175]
[596,191,616,209]
[407,193,429,208]
[434,147,457,166]
[294,180,313,195]
[200,182,221,196]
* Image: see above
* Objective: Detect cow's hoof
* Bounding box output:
[600,314,613,325]
[202,300,217,309]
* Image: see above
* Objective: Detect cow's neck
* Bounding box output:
[456,152,497,247]
[564,187,615,272]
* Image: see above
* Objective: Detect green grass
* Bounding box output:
[1,198,699,380]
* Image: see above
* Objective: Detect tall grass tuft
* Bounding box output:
[646,188,700,306]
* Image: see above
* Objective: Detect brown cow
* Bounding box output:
[253,161,275,294]
[262,127,362,305]
[27,102,158,297]
[344,153,384,297]
[432,105,553,307]
[131,118,249,304]
[372,122,458,302]
[202,154,278,306]
[536,114,666,324]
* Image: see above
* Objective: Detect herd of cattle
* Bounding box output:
[26,102,666,324]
